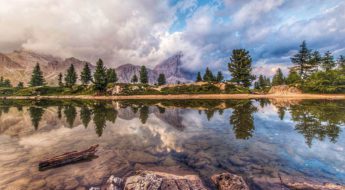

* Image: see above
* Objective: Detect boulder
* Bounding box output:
[211,173,249,190]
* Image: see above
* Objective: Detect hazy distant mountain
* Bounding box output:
[0,50,94,86]
[0,50,191,86]
[116,53,191,84]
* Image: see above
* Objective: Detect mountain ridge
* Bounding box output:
[0,50,191,85]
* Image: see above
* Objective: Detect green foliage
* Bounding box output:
[338,55,345,71]
[93,59,108,92]
[216,71,224,82]
[286,70,301,85]
[29,63,45,87]
[139,106,149,124]
[228,49,255,87]
[272,68,285,86]
[80,63,92,85]
[64,64,77,87]
[196,72,202,82]
[161,83,221,94]
[131,74,138,83]
[0,77,12,88]
[203,67,214,82]
[140,65,148,84]
[321,51,336,71]
[58,73,64,87]
[157,73,166,85]
[302,70,345,93]
[16,82,24,88]
[106,68,118,83]
[224,84,250,94]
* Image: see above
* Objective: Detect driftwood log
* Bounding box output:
[38,144,99,170]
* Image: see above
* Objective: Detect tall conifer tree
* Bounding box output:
[29,63,45,87]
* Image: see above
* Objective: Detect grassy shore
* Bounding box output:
[2,93,345,100]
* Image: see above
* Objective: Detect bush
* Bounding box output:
[224,84,250,94]
[161,83,221,94]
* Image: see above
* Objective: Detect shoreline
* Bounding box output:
[1,93,345,100]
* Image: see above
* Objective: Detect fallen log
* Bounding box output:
[38,144,99,170]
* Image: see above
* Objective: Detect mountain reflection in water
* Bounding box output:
[0,99,344,189]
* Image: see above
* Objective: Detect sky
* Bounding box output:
[0,0,344,77]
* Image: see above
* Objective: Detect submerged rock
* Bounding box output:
[285,182,345,190]
[211,173,249,190]
[106,170,207,190]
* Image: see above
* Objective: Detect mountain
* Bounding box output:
[0,50,191,86]
[116,53,191,84]
[0,50,93,86]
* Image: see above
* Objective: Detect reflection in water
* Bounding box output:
[289,101,344,147]
[0,99,345,189]
[28,106,45,130]
[227,100,258,139]
[64,105,77,128]
[80,106,92,128]
[139,106,149,124]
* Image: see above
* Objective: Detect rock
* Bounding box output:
[64,178,79,189]
[268,85,302,94]
[27,179,46,190]
[123,170,207,190]
[286,182,345,190]
[211,173,249,190]
[106,175,124,190]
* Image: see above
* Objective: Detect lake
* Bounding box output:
[0,99,344,189]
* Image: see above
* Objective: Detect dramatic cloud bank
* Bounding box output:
[0,0,344,76]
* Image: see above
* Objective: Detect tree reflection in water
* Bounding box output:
[28,106,45,130]
[1,99,343,147]
[64,105,77,128]
[227,100,258,140]
[80,106,92,128]
[289,100,344,147]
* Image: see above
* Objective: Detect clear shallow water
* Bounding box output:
[0,99,344,189]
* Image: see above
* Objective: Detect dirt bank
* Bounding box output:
[1,93,345,100]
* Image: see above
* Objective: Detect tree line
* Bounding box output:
[9,59,169,92]
[254,41,345,92]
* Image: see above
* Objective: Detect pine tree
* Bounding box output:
[286,70,301,85]
[29,63,45,87]
[291,41,312,79]
[321,51,336,71]
[157,73,166,85]
[131,74,138,83]
[80,63,92,85]
[106,68,118,83]
[3,79,11,87]
[272,68,285,86]
[196,72,202,82]
[203,67,214,82]
[140,65,148,84]
[0,76,3,87]
[258,75,265,89]
[338,55,345,71]
[64,64,77,87]
[228,49,255,87]
[17,82,24,88]
[254,82,260,89]
[58,73,64,87]
[309,51,322,72]
[216,71,224,82]
[93,59,108,92]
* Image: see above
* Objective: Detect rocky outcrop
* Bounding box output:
[115,64,158,84]
[268,85,302,94]
[211,173,249,190]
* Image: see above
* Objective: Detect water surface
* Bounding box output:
[0,99,344,189]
